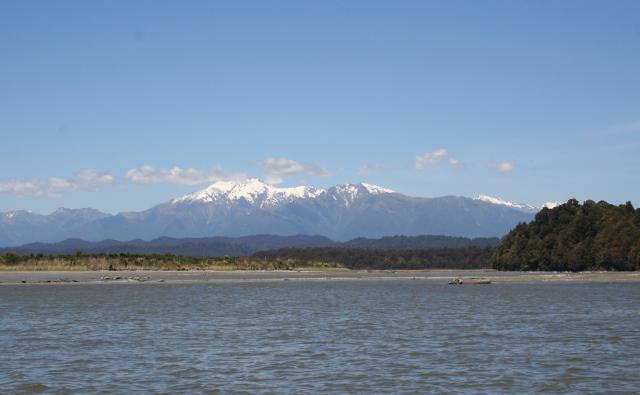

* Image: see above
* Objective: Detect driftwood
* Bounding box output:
[448,277,491,285]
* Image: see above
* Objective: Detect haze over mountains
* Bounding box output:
[0,234,500,257]
[0,179,539,247]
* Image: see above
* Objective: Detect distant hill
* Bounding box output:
[492,199,640,271]
[343,235,498,249]
[253,246,493,270]
[0,179,534,246]
[1,234,498,257]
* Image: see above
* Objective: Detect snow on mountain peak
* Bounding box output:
[475,194,561,212]
[172,180,395,208]
[360,183,395,194]
[475,194,537,212]
[172,178,324,206]
[1,210,32,219]
[329,183,395,207]
[2,211,17,219]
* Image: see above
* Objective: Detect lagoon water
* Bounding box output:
[1,280,639,394]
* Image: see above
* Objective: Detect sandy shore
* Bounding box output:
[1,269,639,285]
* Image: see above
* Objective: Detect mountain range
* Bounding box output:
[0,234,499,257]
[0,179,541,246]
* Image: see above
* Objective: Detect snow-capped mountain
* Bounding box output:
[172,179,325,207]
[475,195,538,213]
[475,195,559,213]
[0,181,537,246]
[172,179,394,208]
[328,183,395,207]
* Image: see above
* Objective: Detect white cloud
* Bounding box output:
[0,180,40,196]
[448,158,462,169]
[0,170,114,198]
[416,149,460,170]
[496,161,514,173]
[358,163,388,176]
[258,157,330,185]
[73,170,114,187]
[416,149,448,169]
[125,165,235,185]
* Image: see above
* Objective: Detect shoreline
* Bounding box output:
[1,269,639,285]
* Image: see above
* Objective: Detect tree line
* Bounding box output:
[254,246,493,270]
[492,199,640,271]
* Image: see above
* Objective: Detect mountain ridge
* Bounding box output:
[0,180,536,246]
[474,194,559,212]
[0,234,499,257]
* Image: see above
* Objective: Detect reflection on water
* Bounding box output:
[1,281,639,393]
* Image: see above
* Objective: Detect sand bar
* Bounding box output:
[1,269,639,285]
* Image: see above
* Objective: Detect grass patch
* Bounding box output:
[0,252,345,271]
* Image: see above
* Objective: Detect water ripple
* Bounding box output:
[1,281,639,393]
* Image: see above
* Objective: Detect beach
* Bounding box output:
[1,269,639,285]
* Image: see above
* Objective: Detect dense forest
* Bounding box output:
[492,199,640,271]
[254,246,493,270]
[342,235,498,249]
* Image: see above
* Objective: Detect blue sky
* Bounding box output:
[1,0,639,214]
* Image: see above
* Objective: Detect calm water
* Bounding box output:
[1,281,639,394]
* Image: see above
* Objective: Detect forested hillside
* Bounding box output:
[492,199,640,271]
[254,246,493,270]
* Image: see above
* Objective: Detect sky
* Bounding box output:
[1,0,639,214]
